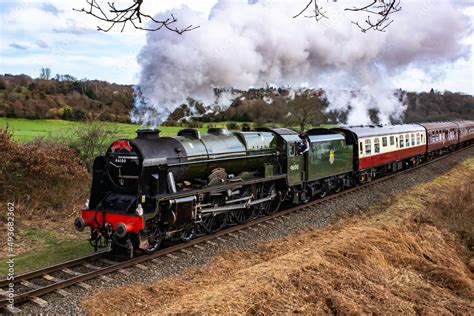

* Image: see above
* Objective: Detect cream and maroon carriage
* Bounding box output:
[333,125,426,182]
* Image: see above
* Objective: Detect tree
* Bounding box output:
[287,95,325,131]
[39,67,51,80]
[75,0,198,33]
[294,0,402,33]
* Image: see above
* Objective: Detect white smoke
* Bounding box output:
[134,0,470,125]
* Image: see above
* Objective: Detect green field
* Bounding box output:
[0,118,227,142]
[0,118,335,143]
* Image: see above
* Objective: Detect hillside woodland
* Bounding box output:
[1,74,473,126]
[0,74,133,122]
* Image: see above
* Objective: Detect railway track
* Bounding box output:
[1,145,472,313]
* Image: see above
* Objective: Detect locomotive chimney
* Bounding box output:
[136,129,161,140]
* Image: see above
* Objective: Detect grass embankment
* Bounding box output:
[83,157,474,314]
[0,230,91,275]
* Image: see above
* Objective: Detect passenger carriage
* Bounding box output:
[333,125,426,182]
[419,122,458,156]
[454,121,474,146]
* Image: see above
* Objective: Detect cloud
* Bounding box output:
[9,42,28,50]
[40,3,62,16]
[35,40,49,48]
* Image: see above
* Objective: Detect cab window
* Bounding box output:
[289,143,296,156]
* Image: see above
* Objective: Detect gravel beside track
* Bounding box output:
[20,147,474,315]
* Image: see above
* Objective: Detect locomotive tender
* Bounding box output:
[74,121,474,255]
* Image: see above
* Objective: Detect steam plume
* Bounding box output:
[134,0,470,125]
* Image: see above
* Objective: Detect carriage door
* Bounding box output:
[287,141,304,186]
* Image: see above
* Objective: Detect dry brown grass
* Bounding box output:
[82,157,474,315]
[0,128,90,254]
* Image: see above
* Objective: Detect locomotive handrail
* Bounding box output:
[167,152,279,167]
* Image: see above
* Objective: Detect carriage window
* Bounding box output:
[390,136,395,146]
[365,139,372,155]
[421,134,424,143]
[359,142,363,155]
[411,133,415,146]
[416,133,421,145]
[405,134,410,147]
[374,138,380,153]
[382,137,388,147]
[400,135,404,148]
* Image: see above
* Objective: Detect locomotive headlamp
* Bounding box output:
[136,203,144,216]
[116,223,128,238]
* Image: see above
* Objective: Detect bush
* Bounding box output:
[98,112,114,121]
[226,122,240,130]
[242,123,251,131]
[185,121,203,129]
[63,107,87,121]
[85,88,97,100]
[6,106,17,118]
[66,122,119,171]
[161,120,181,127]
[71,108,87,121]
[0,128,89,215]
[253,118,266,129]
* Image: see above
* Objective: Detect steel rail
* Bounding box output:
[0,252,106,288]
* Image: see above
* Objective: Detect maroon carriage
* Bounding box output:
[419,122,459,154]
[454,121,474,146]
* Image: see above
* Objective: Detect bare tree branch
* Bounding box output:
[346,0,401,33]
[294,0,402,33]
[293,0,328,22]
[74,0,199,34]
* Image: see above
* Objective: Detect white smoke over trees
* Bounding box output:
[134,0,470,126]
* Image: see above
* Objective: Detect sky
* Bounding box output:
[0,0,472,94]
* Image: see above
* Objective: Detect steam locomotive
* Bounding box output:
[74,121,474,256]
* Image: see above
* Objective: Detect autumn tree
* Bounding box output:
[39,67,52,80]
[287,95,325,131]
